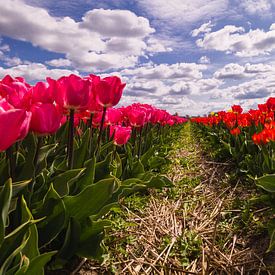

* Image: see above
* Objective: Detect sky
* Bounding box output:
[0,0,274,115]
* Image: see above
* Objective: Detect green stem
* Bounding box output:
[6,146,14,181]
[96,107,107,158]
[68,109,75,169]
[138,126,143,159]
[89,112,94,157]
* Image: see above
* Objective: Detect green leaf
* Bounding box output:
[21,196,40,260]
[256,174,275,192]
[0,233,30,275]
[34,185,66,247]
[0,180,31,198]
[0,220,32,267]
[63,177,118,221]
[94,152,112,182]
[131,159,145,178]
[77,155,96,191]
[0,178,12,245]
[18,134,36,180]
[148,156,166,169]
[100,141,114,155]
[52,168,85,196]
[56,218,80,261]
[112,152,122,178]
[74,129,89,168]
[76,219,110,259]
[16,251,57,275]
[141,147,155,167]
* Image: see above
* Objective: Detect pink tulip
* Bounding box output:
[55,74,90,111]
[29,103,62,135]
[31,79,56,104]
[110,125,132,146]
[0,75,31,109]
[105,108,123,125]
[93,75,126,108]
[0,108,31,151]
[127,108,147,127]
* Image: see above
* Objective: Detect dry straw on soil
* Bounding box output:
[78,128,275,275]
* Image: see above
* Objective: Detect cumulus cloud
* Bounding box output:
[137,0,229,27]
[0,62,79,82]
[198,56,210,64]
[239,0,274,16]
[0,0,169,72]
[121,63,207,80]
[196,23,275,57]
[46,58,72,67]
[191,21,214,37]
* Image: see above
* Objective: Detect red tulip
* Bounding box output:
[30,103,62,135]
[31,79,55,104]
[55,74,90,111]
[231,105,243,114]
[94,75,126,108]
[110,125,132,146]
[0,75,31,109]
[0,108,31,151]
[266,97,275,111]
[105,108,123,125]
[230,127,241,136]
[127,108,146,127]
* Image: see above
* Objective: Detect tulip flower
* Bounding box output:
[0,75,32,109]
[93,75,126,108]
[0,108,31,151]
[110,125,132,146]
[31,79,55,104]
[30,103,62,135]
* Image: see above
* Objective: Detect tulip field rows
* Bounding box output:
[0,72,275,274]
[0,74,186,274]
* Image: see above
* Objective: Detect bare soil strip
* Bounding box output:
[78,123,275,274]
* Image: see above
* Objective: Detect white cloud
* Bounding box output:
[214,63,246,79]
[0,0,168,72]
[239,0,274,16]
[198,56,210,64]
[121,63,207,80]
[0,62,79,82]
[80,9,155,37]
[191,21,214,37]
[196,23,275,57]
[46,58,72,67]
[137,0,229,27]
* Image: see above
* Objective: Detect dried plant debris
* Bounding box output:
[78,125,275,274]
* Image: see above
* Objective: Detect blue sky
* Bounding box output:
[0,0,274,115]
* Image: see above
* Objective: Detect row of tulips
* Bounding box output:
[191,97,275,251]
[0,74,186,274]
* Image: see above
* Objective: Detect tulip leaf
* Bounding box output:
[0,180,31,198]
[77,155,96,191]
[94,152,112,182]
[34,184,66,247]
[52,168,85,196]
[74,129,89,168]
[141,147,155,167]
[0,220,32,267]
[63,177,118,221]
[56,217,80,261]
[0,178,12,245]
[148,156,167,169]
[76,219,111,259]
[21,196,40,260]
[256,174,275,192]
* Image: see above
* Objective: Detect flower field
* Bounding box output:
[0,74,186,274]
[191,97,275,254]
[0,73,275,274]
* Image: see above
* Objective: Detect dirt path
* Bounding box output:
[79,123,275,274]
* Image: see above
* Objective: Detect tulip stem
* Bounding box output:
[89,113,94,157]
[138,126,143,159]
[6,146,15,181]
[96,107,107,158]
[33,136,43,174]
[68,109,75,169]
